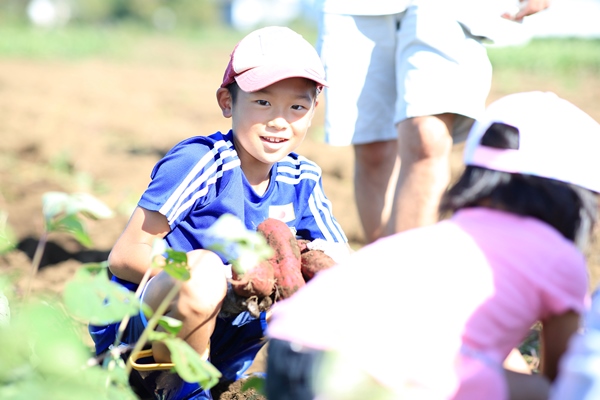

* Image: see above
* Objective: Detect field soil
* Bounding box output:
[1,42,600,399]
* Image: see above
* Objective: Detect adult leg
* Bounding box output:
[143,249,228,363]
[387,113,454,234]
[318,13,400,243]
[388,1,491,234]
[354,140,399,243]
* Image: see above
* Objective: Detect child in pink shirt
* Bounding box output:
[265,91,600,400]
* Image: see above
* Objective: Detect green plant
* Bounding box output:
[0,191,137,399]
[0,192,274,399]
[0,210,16,255]
[488,38,600,75]
[24,192,114,297]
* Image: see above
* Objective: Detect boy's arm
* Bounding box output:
[108,206,171,283]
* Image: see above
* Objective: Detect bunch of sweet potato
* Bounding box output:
[230,218,336,303]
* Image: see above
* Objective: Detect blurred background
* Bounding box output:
[3,0,600,38]
[1,0,600,297]
[3,0,321,32]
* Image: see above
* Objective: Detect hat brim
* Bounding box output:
[234,64,328,92]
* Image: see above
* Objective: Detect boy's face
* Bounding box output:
[217,77,318,169]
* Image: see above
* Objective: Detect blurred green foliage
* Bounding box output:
[0,1,598,83]
[0,0,318,60]
[0,0,224,27]
[488,38,600,74]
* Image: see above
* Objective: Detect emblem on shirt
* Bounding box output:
[269,203,296,223]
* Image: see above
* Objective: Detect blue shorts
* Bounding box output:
[88,277,268,399]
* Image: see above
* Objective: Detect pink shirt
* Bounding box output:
[267,208,588,399]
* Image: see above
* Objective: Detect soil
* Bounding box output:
[211,377,267,400]
[1,41,600,399]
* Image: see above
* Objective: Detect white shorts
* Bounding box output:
[317,3,492,146]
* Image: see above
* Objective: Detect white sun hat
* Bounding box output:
[464,91,600,193]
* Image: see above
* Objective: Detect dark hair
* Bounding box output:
[440,123,599,243]
[227,82,240,104]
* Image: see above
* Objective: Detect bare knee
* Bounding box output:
[397,115,453,162]
[176,250,228,318]
[145,250,227,362]
[145,250,227,321]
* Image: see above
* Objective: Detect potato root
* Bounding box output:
[230,260,275,298]
[300,249,336,281]
[257,218,305,300]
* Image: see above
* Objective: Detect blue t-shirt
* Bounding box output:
[139,130,347,261]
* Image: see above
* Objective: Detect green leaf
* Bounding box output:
[0,300,91,380]
[42,192,114,246]
[140,302,154,319]
[42,191,114,221]
[101,350,135,392]
[166,248,188,264]
[157,315,183,335]
[163,338,221,388]
[147,331,171,342]
[150,238,168,260]
[63,264,141,325]
[203,214,273,275]
[69,192,114,220]
[0,210,16,255]
[42,191,71,221]
[0,364,138,400]
[162,249,191,281]
[150,240,191,281]
[49,214,93,247]
[0,292,9,327]
[241,375,266,394]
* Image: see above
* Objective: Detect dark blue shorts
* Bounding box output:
[88,278,268,399]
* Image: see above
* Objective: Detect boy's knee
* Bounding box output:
[177,250,228,317]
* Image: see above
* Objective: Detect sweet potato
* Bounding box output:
[230,260,275,298]
[300,249,336,282]
[257,218,304,300]
[297,238,311,253]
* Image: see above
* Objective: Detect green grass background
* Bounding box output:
[1,23,599,73]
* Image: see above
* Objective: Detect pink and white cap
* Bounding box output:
[220,26,328,92]
[464,91,600,193]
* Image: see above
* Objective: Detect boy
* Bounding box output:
[90,26,348,399]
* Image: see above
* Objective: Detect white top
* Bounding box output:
[317,0,529,43]
[319,0,410,15]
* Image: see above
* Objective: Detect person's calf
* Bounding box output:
[388,115,454,233]
[353,140,398,242]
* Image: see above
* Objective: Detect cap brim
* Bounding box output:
[234,64,328,92]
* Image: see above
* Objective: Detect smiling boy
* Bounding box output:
[89,26,348,399]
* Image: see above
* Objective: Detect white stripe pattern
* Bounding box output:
[277,156,347,242]
[159,139,239,224]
